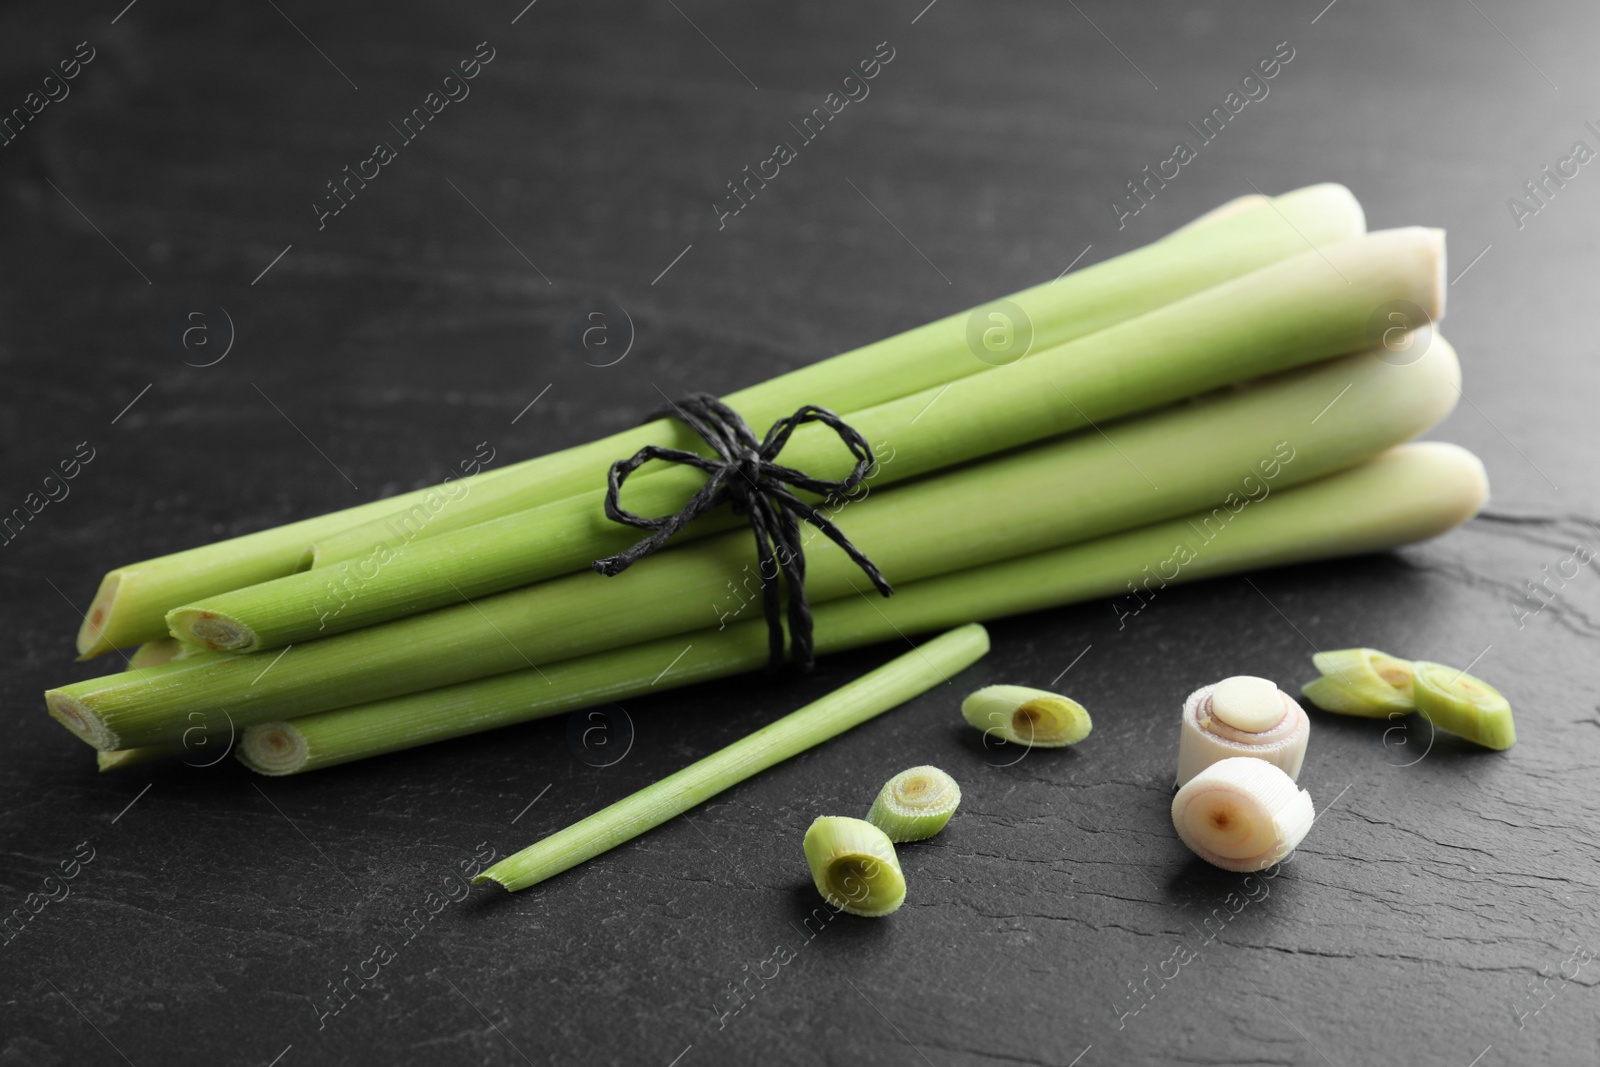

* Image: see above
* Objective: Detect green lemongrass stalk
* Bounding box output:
[76,185,1362,658]
[473,625,989,892]
[233,442,1488,776]
[307,185,1365,568]
[171,227,1444,653]
[50,336,1462,751]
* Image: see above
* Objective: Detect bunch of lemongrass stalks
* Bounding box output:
[44,184,1487,775]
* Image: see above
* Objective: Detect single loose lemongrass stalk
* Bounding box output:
[307,185,1366,568]
[961,685,1092,747]
[232,442,1489,774]
[1301,648,1416,718]
[77,185,1364,657]
[866,766,962,842]
[173,235,1452,655]
[1176,676,1310,787]
[53,338,1466,753]
[803,817,907,916]
[1172,757,1315,872]
[472,624,988,892]
[1411,662,1516,750]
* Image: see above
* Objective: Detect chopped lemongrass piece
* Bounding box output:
[1410,662,1515,750]
[1172,756,1316,872]
[1177,676,1310,787]
[803,817,906,916]
[472,625,989,892]
[867,766,961,842]
[127,639,185,670]
[77,184,1367,656]
[1301,648,1416,718]
[962,685,1092,748]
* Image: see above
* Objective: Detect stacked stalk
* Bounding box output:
[49,330,1461,753]
[167,227,1441,653]
[73,185,1363,657]
[237,443,1488,775]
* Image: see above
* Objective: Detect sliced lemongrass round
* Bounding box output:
[803,816,906,917]
[1301,648,1416,718]
[867,766,961,842]
[1411,662,1515,750]
[1176,677,1309,787]
[1172,757,1315,872]
[961,685,1091,748]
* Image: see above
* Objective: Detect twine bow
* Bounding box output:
[592,393,893,670]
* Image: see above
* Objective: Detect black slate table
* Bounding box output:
[3,2,1597,1064]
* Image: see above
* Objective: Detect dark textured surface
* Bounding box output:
[3,2,1598,1065]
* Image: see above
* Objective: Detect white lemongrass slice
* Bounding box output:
[1175,676,1310,787]
[1172,757,1316,872]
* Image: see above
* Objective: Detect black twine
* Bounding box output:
[592,393,892,671]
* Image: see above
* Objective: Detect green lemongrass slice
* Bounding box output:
[1172,756,1316,872]
[87,330,1467,744]
[1411,661,1515,749]
[1301,648,1416,717]
[231,442,1489,774]
[1177,676,1309,786]
[471,624,987,892]
[803,817,907,916]
[866,766,962,842]
[169,227,1445,653]
[962,685,1092,747]
[78,184,1363,657]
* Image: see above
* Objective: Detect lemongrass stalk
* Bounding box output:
[472,624,988,892]
[233,442,1488,775]
[803,818,907,916]
[171,229,1445,654]
[308,185,1366,568]
[51,338,1463,751]
[866,766,962,842]
[76,185,1363,658]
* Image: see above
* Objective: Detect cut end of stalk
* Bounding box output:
[168,608,256,652]
[867,766,961,842]
[961,684,1092,748]
[76,573,122,660]
[470,870,507,890]
[237,722,310,776]
[97,745,171,772]
[46,690,118,751]
[1411,661,1516,750]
